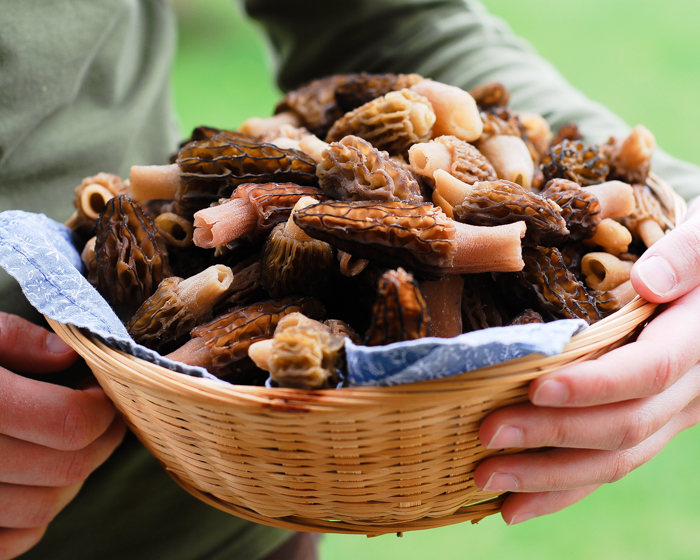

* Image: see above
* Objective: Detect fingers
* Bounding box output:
[0,313,77,374]
[0,527,47,560]
[631,206,700,303]
[481,364,700,451]
[500,485,601,525]
[528,286,700,407]
[0,370,117,450]
[0,415,127,486]
[475,395,700,495]
[0,483,82,529]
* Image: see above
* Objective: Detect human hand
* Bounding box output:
[473,197,700,525]
[0,313,126,559]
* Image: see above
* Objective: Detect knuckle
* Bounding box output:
[647,349,680,395]
[617,408,655,449]
[61,402,93,451]
[673,224,700,273]
[57,449,94,485]
[607,449,640,483]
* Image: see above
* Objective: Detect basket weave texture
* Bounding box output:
[48,175,684,536]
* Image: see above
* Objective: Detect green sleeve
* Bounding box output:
[243,0,700,202]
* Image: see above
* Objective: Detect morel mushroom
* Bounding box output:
[88,196,171,322]
[365,268,431,346]
[513,246,601,324]
[468,82,511,110]
[259,197,334,298]
[176,136,318,215]
[154,212,194,248]
[127,264,234,351]
[408,135,497,186]
[461,273,509,332]
[292,199,525,275]
[316,135,423,203]
[541,178,601,241]
[608,125,657,184]
[192,182,325,248]
[434,171,568,247]
[216,259,266,311]
[334,72,424,112]
[581,252,634,292]
[420,274,464,338]
[167,296,326,383]
[249,313,347,390]
[509,309,545,326]
[541,139,609,186]
[326,89,436,156]
[66,172,128,237]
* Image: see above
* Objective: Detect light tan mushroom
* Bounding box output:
[128,163,180,203]
[581,252,635,291]
[585,218,633,255]
[237,112,301,137]
[477,135,534,189]
[621,184,668,247]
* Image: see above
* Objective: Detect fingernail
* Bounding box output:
[46,333,72,354]
[486,425,523,449]
[508,512,536,525]
[635,256,676,296]
[532,379,569,406]
[482,472,519,492]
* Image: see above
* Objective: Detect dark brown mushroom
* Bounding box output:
[316,135,423,203]
[127,265,234,351]
[468,82,511,110]
[540,139,610,186]
[365,268,431,346]
[334,73,424,112]
[509,309,545,326]
[88,195,171,322]
[540,178,602,241]
[461,273,509,332]
[326,89,436,156]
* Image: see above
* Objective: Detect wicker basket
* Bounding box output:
[47,174,684,537]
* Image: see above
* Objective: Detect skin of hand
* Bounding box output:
[0,313,126,559]
[474,197,700,525]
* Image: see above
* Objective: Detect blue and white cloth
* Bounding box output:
[0,210,586,387]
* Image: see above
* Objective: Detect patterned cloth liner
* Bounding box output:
[0,211,586,387]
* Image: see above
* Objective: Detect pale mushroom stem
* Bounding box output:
[450,220,526,274]
[80,183,114,220]
[154,212,194,248]
[177,265,234,317]
[285,196,319,242]
[165,337,213,370]
[419,275,464,338]
[408,141,453,179]
[410,80,483,142]
[581,252,635,291]
[586,219,633,255]
[637,219,665,247]
[609,280,637,307]
[298,135,329,164]
[128,163,180,203]
[583,181,636,219]
[237,111,301,137]
[248,339,273,371]
[432,190,455,218]
[477,135,534,190]
[192,198,258,249]
[338,251,370,277]
[433,168,473,207]
[81,236,96,269]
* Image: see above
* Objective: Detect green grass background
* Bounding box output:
[171,1,700,558]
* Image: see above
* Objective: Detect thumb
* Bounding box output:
[0,312,78,373]
[631,197,700,303]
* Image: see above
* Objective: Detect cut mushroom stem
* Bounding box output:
[237,111,301,137]
[81,236,96,269]
[338,251,370,277]
[419,275,464,337]
[129,163,180,203]
[284,196,319,242]
[177,264,234,317]
[298,134,330,164]
[636,218,665,247]
[248,338,273,371]
[609,280,637,307]
[432,189,454,218]
[410,80,483,142]
[433,168,473,207]
[166,337,213,370]
[193,198,258,248]
[581,252,634,291]
[477,135,534,190]
[585,218,632,255]
[450,220,526,273]
[79,183,114,220]
[583,181,636,219]
[408,141,453,179]
[154,212,194,247]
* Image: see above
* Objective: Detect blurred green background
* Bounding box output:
[171,1,700,558]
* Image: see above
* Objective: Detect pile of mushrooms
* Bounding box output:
[68,73,673,389]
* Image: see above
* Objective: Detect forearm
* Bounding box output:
[242,0,700,201]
